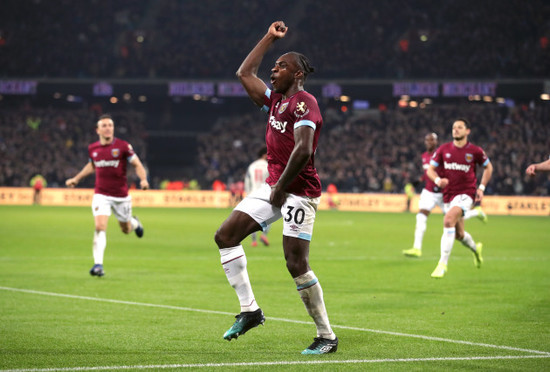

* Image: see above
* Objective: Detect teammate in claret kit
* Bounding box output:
[426,119,493,278]
[66,114,149,277]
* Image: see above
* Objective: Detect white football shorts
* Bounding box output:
[234,183,319,241]
[418,188,444,212]
[444,194,474,215]
[92,193,133,222]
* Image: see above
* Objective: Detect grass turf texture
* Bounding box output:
[0,206,549,371]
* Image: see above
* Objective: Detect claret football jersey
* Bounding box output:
[88,138,135,198]
[430,142,489,202]
[261,88,322,198]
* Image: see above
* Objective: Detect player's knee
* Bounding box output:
[214,227,234,248]
[286,257,308,277]
[443,215,456,228]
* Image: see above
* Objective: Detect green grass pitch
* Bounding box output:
[1,206,549,371]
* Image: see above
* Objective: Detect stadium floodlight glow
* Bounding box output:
[400,95,410,101]
[138,95,147,102]
[339,95,350,102]
[541,93,550,101]
[53,92,62,99]
[192,94,202,101]
[110,96,118,104]
[423,98,433,104]
[483,96,493,102]
[496,97,506,104]
[137,35,144,43]
[123,93,131,102]
[409,101,418,108]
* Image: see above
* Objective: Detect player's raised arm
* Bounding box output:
[65,162,94,187]
[236,21,288,107]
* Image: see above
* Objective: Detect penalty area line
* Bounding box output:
[1,286,549,357]
[1,355,550,372]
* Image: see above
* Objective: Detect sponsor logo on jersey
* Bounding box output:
[294,101,309,117]
[444,161,470,172]
[94,160,120,168]
[268,115,288,133]
[465,153,473,162]
[111,148,120,158]
[278,102,289,114]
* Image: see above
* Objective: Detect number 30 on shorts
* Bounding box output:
[285,206,305,224]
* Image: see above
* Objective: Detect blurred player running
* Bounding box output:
[66,114,149,277]
[403,132,487,258]
[427,119,493,278]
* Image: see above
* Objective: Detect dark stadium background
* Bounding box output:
[1,0,549,195]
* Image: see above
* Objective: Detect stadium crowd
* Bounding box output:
[1,1,549,196]
[196,102,550,196]
[1,0,549,79]
[1,102,549,196]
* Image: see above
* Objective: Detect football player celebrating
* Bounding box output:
[214,21,338,354]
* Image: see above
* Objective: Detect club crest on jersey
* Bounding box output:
[294,101,309,117]
[92,152,98,157]
[278,102,289,114]
[445,153,451,158]
[111,148,120,158]
[465,153,473,163]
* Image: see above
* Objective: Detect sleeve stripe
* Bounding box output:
[295,120,316,130]
[430,159,439,167]
[483,158,490,167]
[261,88,272,112]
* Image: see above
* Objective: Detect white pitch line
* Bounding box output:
[1,286,549,357]
[1,355,550,372]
